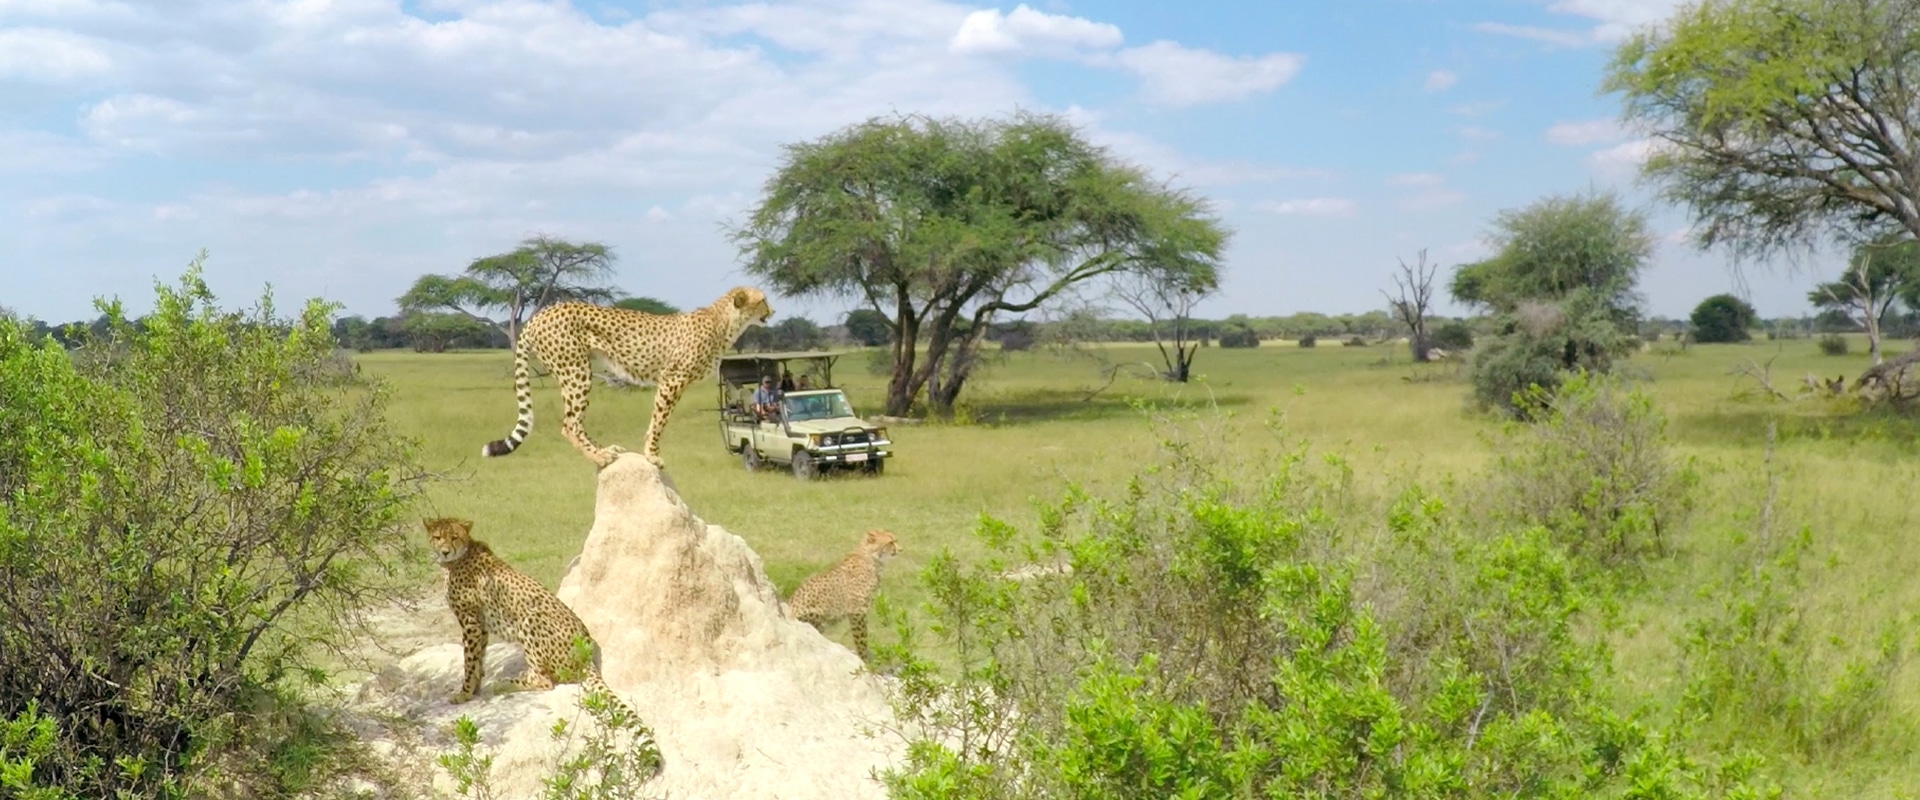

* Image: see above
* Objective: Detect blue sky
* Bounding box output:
[1,0,1831,325]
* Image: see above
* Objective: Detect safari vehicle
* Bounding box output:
[717,350,893,480]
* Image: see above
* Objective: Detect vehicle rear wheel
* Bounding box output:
[791,450,817,481]
[741,442,761,472]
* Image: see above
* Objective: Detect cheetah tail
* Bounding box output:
[481,337,534,458]
[581,672,665,780]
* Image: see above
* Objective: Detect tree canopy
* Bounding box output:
[613,297,679,315]
[1607,0,1920,256]
[1449,189,1652,321]
[398,235,620,343]
[1689,293,1759,343]
[731,111,1228,416]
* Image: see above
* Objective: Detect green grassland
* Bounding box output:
[365,336,1920,796]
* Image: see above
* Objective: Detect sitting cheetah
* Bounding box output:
[482,287,774,468]
[425,517,663,774]
[785,528,901,661]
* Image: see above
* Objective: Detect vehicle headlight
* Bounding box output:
[822,434,838,446]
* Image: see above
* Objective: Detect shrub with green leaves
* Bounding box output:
[0,261,426,797]
[1479,372,1696,569]
[875,418,1773,799]
[1816,333,1849,356]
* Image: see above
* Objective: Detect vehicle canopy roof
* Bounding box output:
[716,350,853,388]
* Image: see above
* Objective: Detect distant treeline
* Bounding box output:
[9,306,1898,353]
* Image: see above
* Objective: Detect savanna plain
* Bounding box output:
[376,336,1920,798]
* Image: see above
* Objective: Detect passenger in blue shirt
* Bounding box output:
[752,377,783,420]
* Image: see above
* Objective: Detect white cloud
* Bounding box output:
[1545,118,1622,145]
[1423,69,1457,92]
[1399,190,1468,211]
[1390,172,1444,188]
[1456,125,1501,141]
[1548,0,1679,43]
[1258,198,1356,217]
[0,26,112,81]
[1589,137,1657,176]
[949,3,1121,56]
[1114,41,1304,107]
[1475,0,1682,49]
[1471,21,1590,48]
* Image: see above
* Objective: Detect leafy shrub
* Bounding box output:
[0,261,425,797]
[1432,319,1475,350]
[1817,334,1849,356]
[876,420,1773,799]
[1296,333,1317,348]
[1479,373,1695,569]
[1342,335,1368,346]
[1689,294,1758,343]
[440,687,665,800]
[1217,323,1259,348]
[1470,293,1638,418]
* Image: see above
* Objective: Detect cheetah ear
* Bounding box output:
[731,287,750,309]
[456,519,473,535]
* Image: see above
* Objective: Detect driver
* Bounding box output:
[751,376,783,421]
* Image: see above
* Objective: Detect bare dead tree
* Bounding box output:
[1384,248,1439,362]
[1110,265,1217,382]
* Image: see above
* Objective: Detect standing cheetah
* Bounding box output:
[482,287,773,469]
[785,528,901,661]
[425,517,663,775]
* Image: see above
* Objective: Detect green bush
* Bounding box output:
[1480,373,1696,569]
[0,261,426,797]
[1817,334,1849,356]
[1296,333,1317,348]
[1689,294,1758,344]
[1470,293,1638,418]
[1218,323,1259,348]
[1432,319,1475,350]
[875,420,1774,799]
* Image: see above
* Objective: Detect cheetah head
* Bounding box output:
[725,286,774,330]
[424,517,475,564]
[862,528,900,562]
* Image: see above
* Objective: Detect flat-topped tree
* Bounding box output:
[399,234,621,346]
[1608,0,1920,257]
[731,111,1228,417]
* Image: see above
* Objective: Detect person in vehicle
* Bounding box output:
[779,370,796,393]
[752,376,783,421]
[795,374,814,391]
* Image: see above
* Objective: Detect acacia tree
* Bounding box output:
[1385,248,1439,362]
[1608,0,1920,256]
[1808,235,1919,363]
[398,235,620,345]
[613,296,678,315]
[1110,262,1220,382]
[1453,189,1653,416]
[731,111,1227,416]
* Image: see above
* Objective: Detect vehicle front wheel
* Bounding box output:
[741,442,761,472]
[863,458,884,476]
[791,450,817,481]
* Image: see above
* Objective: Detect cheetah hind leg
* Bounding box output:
[552,360,624,468]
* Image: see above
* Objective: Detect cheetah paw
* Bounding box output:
[448,691,474,705]
[644,453,665,468]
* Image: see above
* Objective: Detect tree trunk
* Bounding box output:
[883,290,921,416]
[1866,305,1884,366]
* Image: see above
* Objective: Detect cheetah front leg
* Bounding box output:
[553,360,624,468]
[639,377,690,468]
[451,610,488,704]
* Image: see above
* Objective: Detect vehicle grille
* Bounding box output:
[837,432,871,445]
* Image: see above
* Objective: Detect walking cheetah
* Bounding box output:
[425,517,663,774]
[482,287,774,468]
[785,528,901,661]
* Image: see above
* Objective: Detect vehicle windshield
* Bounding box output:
[784,392,854,422]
